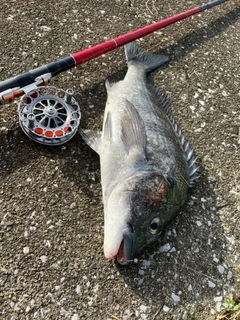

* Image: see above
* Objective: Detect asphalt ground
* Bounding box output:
[0,1,240,319]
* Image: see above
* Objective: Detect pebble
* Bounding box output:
[208,281,216,288]
[159,243,171,252]
[216,302,222,312]
[163,305,170,312]
[142,260,150,266]
[25,305,30,312]
[140,305,147,312]
[226,236,235,244]
[88,297,93,306]
[171,293,180,302]
[93,284,99,293]
[40,255,47,263]
[5,221,14,226]
[214,296,223,302]
[76,284,81,294]
[70,202,76,209]
[217,265,225,274]
[23,246,29,254]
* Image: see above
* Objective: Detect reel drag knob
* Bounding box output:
[18,86,81,146]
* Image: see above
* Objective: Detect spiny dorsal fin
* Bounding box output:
[150,84,198,186]
[79,128,101,154]
[149,84,172,116]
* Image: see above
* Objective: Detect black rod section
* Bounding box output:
[200,0,228,11]
[0,56,75,92]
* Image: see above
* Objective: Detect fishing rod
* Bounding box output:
[0,0,229,145]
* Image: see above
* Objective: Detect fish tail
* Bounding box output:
[124,42,168,73]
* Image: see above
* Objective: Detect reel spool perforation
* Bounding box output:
[18,86,81,146]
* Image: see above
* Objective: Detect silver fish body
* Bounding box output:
[80,42,197,265]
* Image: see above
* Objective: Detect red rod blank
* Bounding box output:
[71,7,200,66]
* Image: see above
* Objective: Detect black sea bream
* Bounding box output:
[80,42,197,265]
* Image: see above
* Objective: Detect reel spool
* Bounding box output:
[18,86,81,146]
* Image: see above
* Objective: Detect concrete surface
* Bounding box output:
[0,0,239,319]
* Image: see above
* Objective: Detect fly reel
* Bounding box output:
[18,86,81,146]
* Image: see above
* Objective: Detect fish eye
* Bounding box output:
[149,217,161,234]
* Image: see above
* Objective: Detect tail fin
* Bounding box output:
[124,42,168,73]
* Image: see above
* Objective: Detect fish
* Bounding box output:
[80,42,197,265]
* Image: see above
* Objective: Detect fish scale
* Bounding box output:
[80,42,197,265]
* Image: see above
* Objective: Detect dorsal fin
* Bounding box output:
[150,84,198,186]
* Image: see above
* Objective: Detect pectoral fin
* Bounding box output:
[103,111,112,142]
[121,100,147,160]
[79,128,101,154]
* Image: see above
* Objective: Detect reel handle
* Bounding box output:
[0,73,52,105]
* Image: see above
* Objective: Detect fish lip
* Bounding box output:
[116,226,133,265]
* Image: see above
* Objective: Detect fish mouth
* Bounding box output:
[116,226,133,265]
